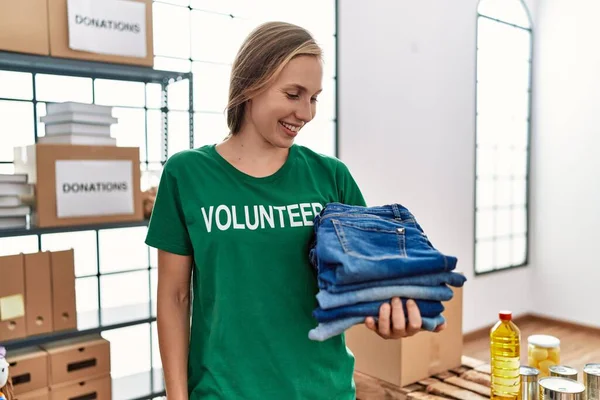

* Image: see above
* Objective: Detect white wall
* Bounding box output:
[338,0,537,333]
[529,0,600,328]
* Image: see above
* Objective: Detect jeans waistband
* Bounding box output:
[320,203,417,224]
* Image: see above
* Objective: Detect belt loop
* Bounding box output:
[391,204,403,220]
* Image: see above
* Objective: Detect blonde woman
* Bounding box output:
[146,21,437,399]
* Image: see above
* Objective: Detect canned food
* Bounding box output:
[539,377,585,400]
[520,366,540,400]
[529,335,561,376]
[583,363,600,400]
[550,366,578,380]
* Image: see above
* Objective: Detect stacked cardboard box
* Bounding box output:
[345,285,464,387]
[0,0,50,56]
[0,0,153,67]
[8,335,112,400]
[6,347,49,399]
[0,250,77,342]
[13,143,143,228]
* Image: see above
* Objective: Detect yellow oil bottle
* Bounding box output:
[490,310,521,400]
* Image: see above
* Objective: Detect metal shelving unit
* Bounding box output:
[0,219,150,238]
[0,51,194,400]
[0,50,195,164]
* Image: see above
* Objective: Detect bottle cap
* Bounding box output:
[528,334,560,348]
[499,310,512,321]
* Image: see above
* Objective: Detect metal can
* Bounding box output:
[520,366,541,400]
[583,363,600,400]
[550,366,578,381]
[540,377,585,400]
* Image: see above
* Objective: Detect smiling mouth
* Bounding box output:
[279,121,301,133]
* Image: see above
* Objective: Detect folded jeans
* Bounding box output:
[316,270,466,294]
[312,203,458,285]
[312,298,444,323]
[308,314,447,342]
[316,284,454,310]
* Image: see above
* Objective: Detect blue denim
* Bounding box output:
[308,314,447,342]
[311,203,458,286]
[317,271,466,294]
[312,298,444,323]
[317,284,453,310]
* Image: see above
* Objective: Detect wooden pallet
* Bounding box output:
[355,356,492,400]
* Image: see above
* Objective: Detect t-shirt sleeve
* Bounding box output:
[145,160,193,256]
[336,160,367,207]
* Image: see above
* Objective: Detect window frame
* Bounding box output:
[473,0,534,276]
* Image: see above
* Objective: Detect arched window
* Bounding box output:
[474,0,533,274]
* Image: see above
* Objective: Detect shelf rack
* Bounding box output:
[0,220,165,399]
[0,50,195,163]
[0,51,195,399]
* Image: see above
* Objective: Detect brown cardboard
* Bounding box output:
[6,347,49,395]
[48,0,153,66]
[41,335,110,386]
[49,250,77,332]
[345,286,464,387]
[24,252,54,336]
[0,254,27,341]
[13,144,143,228]
[14,387,50,400]
[49,374,111,400]
[0,0,50,55]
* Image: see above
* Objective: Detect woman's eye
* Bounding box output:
[311,97,319,103]
[286,93,300,99]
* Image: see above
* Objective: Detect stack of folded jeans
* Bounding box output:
[308,203,467,342]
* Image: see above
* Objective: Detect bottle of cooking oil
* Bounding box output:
[490,310,521,400]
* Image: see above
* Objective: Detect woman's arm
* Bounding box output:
[157,250,193,400]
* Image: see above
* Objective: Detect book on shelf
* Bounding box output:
[0,173,28,184]
[0,215,27,229]
[0,182,34,197]
[44,123,112,137]
[46,102,113,116]
[40,112,118,126]
[38,134,117,146]
[0,196,21,207]
[0,205,30,218]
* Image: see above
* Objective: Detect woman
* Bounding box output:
[146,21,441,400]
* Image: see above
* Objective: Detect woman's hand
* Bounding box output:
[364,297,447,339]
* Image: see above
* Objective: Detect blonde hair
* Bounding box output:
[226,21,323,134]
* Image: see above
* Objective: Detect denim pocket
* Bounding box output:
[332,219,407,260]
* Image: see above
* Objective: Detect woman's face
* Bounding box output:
[246,55,323,148]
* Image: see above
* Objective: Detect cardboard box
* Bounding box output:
[6,347,49,395]
[24,252,54,336]
[345,286,464,387]
[50,250,77,332]
[0,0,50,56]
[41,335,110,386]
[48,0,153,66]
[14,144,143,228]
[49,374,111,400]
[0,254,27,341]
[14,387,50,400]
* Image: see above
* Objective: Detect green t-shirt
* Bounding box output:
[145,143,366,399]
